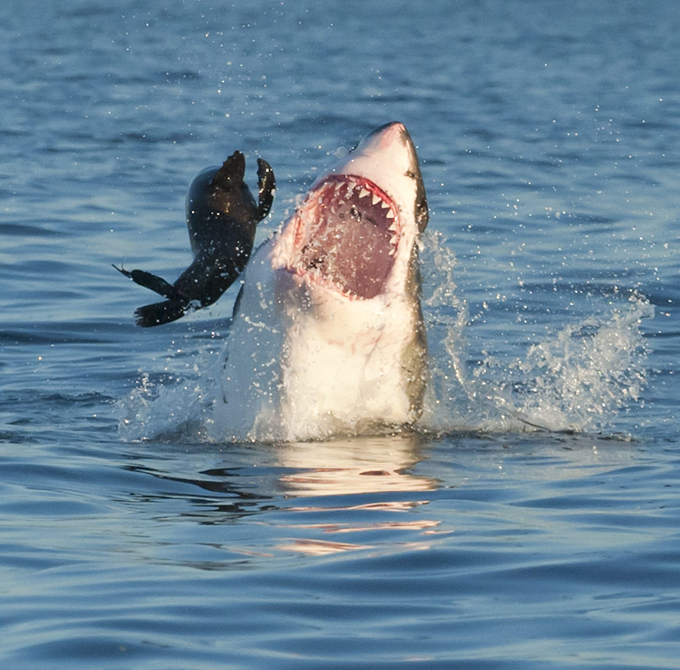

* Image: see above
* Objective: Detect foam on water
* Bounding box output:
[116,336,223,443]
[421,232,654,434]
[116,231,652,443]
[469,293,653,433]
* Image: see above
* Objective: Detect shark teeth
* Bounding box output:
[351,179,398,225]
[290,174,401,299]
[327,180,399,225]
[331,176,399,226]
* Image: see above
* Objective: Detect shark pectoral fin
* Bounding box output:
[256,158,275,220]
[113,264,179,300]
[134,299,190,328]
[232,283,245,318]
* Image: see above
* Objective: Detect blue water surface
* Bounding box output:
[2,0,680,668]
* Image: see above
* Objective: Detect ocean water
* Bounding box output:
[2,0,680,667]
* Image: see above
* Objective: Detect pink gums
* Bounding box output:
[289,175,400,300]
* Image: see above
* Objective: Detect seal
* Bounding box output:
[115,150,275,327]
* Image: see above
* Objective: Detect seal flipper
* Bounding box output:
[256,158,275,220]
[134,299,190,328]
[113,265,181,300]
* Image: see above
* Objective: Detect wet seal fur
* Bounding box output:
[115,151,275,327]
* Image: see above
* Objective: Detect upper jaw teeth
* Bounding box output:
[345,178,398,224]
[291,174,401,272]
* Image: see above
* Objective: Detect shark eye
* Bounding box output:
[405,170,417,180]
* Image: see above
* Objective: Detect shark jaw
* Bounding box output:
[283,174,400,300]
[272,121,428,305]
[214,122,429,442]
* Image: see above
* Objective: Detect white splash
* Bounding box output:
[116,336,222,443]
[418,231,653,434]
[116,233,653,443]
[469,293,653,433]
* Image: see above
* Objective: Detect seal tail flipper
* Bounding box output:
[256,158,275,219]
[134,299,190,328]
[113,264,180,300]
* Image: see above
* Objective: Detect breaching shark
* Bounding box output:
[211,122,429,441]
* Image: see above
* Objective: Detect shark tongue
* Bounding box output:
[294,175,399,299]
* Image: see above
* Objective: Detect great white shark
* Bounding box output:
[210,122,429,441]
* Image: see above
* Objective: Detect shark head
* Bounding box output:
[272,122,428,301]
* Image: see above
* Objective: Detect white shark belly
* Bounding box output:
[279,283,422,436]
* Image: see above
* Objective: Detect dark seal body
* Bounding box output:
[115,151,275,327]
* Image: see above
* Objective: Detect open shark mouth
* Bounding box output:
[288,174,400,300]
